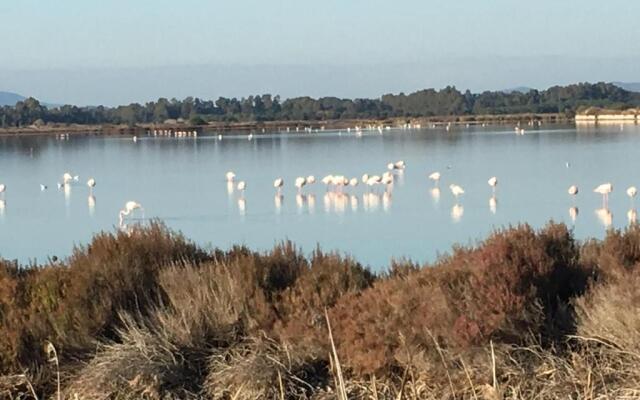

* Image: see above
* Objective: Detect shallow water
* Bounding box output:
[0,123,637,269]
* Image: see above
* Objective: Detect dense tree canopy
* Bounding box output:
[1,82,638,128]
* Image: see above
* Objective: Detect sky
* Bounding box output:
[0,0,639,105]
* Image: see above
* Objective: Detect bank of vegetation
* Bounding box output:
[1,82,639,130]
[1,222,640,399]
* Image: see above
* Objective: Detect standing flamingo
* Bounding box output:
[594,183,613,207]
[119,201,144,225]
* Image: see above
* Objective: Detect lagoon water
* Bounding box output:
[0,123,638,269]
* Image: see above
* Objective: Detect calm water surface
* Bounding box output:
[0,124,638,270]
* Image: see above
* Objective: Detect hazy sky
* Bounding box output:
[1,0,639,105]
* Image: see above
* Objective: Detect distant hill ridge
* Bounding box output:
[613,82,640,93]
[0,91,26,106]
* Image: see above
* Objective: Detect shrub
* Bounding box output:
[328,223,589,375]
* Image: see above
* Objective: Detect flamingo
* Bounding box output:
[627,186,637,204]
[87,178,96,193]
[63,172,73,185]
[349,178,359,188]
[449,184,465,200]
[119,201,144,225]
[0,184,5,197]
[321,175,333,190]
[428,172,441,185]
[40,184,48,191]
[394,160,405,170]
[568,185,579,196]
[295,177,307,193]
[306,175,316,185]
[594,183,613,207]
[225,171,236,182]
[273,178,284,193]
[361,174,370,184]
[237,181,246,193]
[487,176,498,193]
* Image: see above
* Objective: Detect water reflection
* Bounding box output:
[88,195,96,216]
[237,198,246,216]
[429,187,441,205]
[595,208,612,228]
[451,204,464,223]
[350,195,358,212]
[628,208,637,226]
[0,199,5,217]
[569,207,579,224]
[489,196,497,215]
[274,194,283,213]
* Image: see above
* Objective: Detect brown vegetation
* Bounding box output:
[1,222,640,399]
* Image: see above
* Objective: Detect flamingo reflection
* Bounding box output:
[569,207,579,224]
[489,196,497,214]
[595,208,612,228]
[451,204,464,223]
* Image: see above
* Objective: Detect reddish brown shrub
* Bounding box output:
[327,223,589,375]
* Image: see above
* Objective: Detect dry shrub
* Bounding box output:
[581,224,640,282]
[275,250,375,344]
[0,222,209,375]
[205,338,327,400]
[63,314,206,400]
[328,223,589,375]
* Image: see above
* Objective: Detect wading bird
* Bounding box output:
[119,201,143,225]
[225,171,236,182]
[594,183,613,207]
[627,186,637,203]
[295,177,307,193]
[428,172,441,184]
[87,178,96,193]
[449,184,465,199]
[0,184,5,197]
[237,181,246,193]
[568,185,579,196]
[273,178,284,193]
[487,176,498,193]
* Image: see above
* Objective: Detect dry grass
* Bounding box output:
[2,223,640,399]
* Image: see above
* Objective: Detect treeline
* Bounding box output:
[1,82,639,128]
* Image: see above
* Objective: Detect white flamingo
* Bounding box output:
[449,184,465,200]
[487,176,498,193]
[237,181,246,193]
[306,175,316,185]
[225,171,236,182]
[119,201,144,225]
[568,185,579,196]
[627,186,637,204]
[63,172,73,185]
[0,184,5,197]
[295,177,307,193]
[361,173,370,184]
[273,178,284,193]
[87,178,96,194]
[40,184,48,191]
[321,175,333,190]
[428,172,441,185]
[594,183,613,207]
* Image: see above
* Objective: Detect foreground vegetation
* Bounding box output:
[2,82,639,128]
[1,222,640,399]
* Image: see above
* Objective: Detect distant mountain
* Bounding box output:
[613,82,640,93]
[0,91,26,106]
[501,86,534,94]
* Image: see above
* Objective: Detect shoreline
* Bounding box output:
[0,112,571,137]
